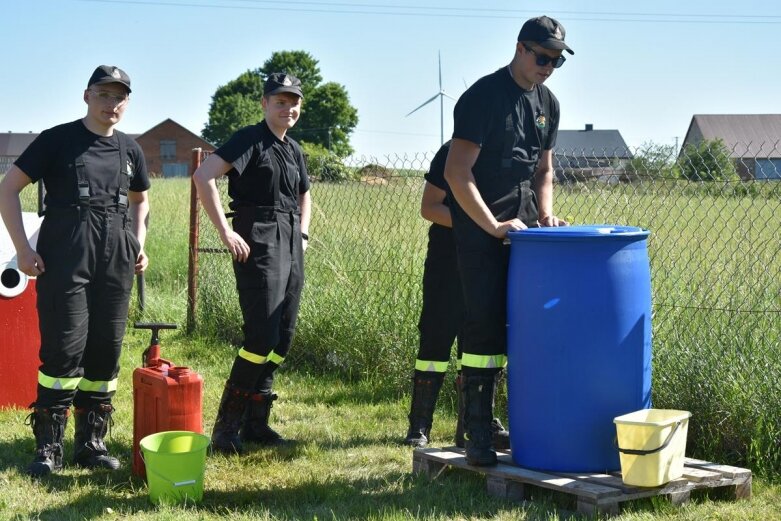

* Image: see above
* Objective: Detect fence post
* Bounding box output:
[186,148,202,333]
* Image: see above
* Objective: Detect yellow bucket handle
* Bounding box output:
[617,420,681,456]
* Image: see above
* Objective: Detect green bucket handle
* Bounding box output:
[139,445,207,487]
[616,420,681,456]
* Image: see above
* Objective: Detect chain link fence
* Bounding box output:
[189,142,780,475]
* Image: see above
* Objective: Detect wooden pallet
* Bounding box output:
[412,446,751,517]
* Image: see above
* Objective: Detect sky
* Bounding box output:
[2,0,781,159]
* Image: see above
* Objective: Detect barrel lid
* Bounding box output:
[507,225,649,241]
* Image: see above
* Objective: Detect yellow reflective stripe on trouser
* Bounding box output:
[415,359,449,373]
[267,351,285,365]
[456,358,462,371]
[78,377,118,393]
[238,348,267,364]
[38,371,81,391]
[460,354,507,369]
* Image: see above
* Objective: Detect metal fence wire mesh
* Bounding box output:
[190,143,780,474]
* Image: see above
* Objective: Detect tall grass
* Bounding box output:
[2,177,781,519]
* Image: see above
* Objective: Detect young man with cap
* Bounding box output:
[193,72,311,454]
[403,140,509,450]
[444,16,572,466]
[0,65,150,477]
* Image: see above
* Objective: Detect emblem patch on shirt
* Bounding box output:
[535,114,547,129]
[126,160,134,178]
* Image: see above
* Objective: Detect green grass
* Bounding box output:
[2,175,780,519]
[2,332,780,520]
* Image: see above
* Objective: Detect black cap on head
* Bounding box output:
[263,72,303,98]
[518,16,574,55]
[88,65,132,93]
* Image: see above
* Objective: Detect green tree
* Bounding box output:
[202,51,358,155]
[201,72,264,145]
[627,141,678,179]
[677,138,739,182]
[289,82,358,158]
[258,50,322,99]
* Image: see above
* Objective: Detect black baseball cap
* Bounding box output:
[263,72,303,98]
[88,65,132,93]
[518,16,574,55]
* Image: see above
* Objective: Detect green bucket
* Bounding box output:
[139,430,210,504]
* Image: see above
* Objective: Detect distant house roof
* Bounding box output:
[0,132,38,157]
[555,124,633,158]
[682,114,781,158]
[135,118,212,148]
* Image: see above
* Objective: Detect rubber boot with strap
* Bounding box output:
[403,371,445,447]
[455,372,510,450]
[26,407,69,477]
[73,403,120,470]
[212,382,252,454]
[463,374,498,466]
[240,390,292,446]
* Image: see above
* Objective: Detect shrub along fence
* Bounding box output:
[187,141,780,479]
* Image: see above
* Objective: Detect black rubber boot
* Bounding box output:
[403,371,445,448]
[454,374,465,448]
[73,404,120,470]
[463,374,498,466]
[26,407,69,477]
[240,391,292,446]
[490,371,510,450]
[212,382,252,454]
[455,372,510,450]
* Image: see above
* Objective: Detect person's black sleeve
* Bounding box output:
[545,91,561,150]
[214,126,257,175]
[14,129,57,183]
[129,141,151,192]
[424,142,451,190]
[452,80,493,147]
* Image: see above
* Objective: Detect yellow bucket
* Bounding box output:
[139,430,210,504]
[614,409,691,487]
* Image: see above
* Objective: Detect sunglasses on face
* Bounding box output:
[523,44,566,69]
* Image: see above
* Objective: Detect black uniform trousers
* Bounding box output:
[452,179,537,371]
[416,223,464,367]
[228,207,304,391]
[35,205,139,409]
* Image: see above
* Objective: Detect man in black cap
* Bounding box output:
[0,65,150,477]
[443,16,572,466]
[193,72,311,454]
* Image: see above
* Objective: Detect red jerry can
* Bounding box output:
[0,213,44,409]
[132,323,203,478]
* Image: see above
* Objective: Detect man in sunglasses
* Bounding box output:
[0,65,150,476]
[443,15,572,466]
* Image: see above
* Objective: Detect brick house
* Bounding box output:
[1,119,214,178]
[135,118,214,177]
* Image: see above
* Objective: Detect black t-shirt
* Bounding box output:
[15,119,150,208]
[452,67,559,176]
[425,140,451,191]
[216,120,310,211]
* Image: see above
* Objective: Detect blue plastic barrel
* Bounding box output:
[506,225,652,472]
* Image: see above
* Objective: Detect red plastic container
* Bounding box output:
[132,339,203,478]
[0,278,40,409]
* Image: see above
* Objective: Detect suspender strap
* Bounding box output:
[75,156,90,221]
[116,131,130,210]
[75,157,90,207]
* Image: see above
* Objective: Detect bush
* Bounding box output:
[300,142,354,182]
[677,138,740,182]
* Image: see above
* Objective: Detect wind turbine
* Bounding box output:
[406,51,457,146]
